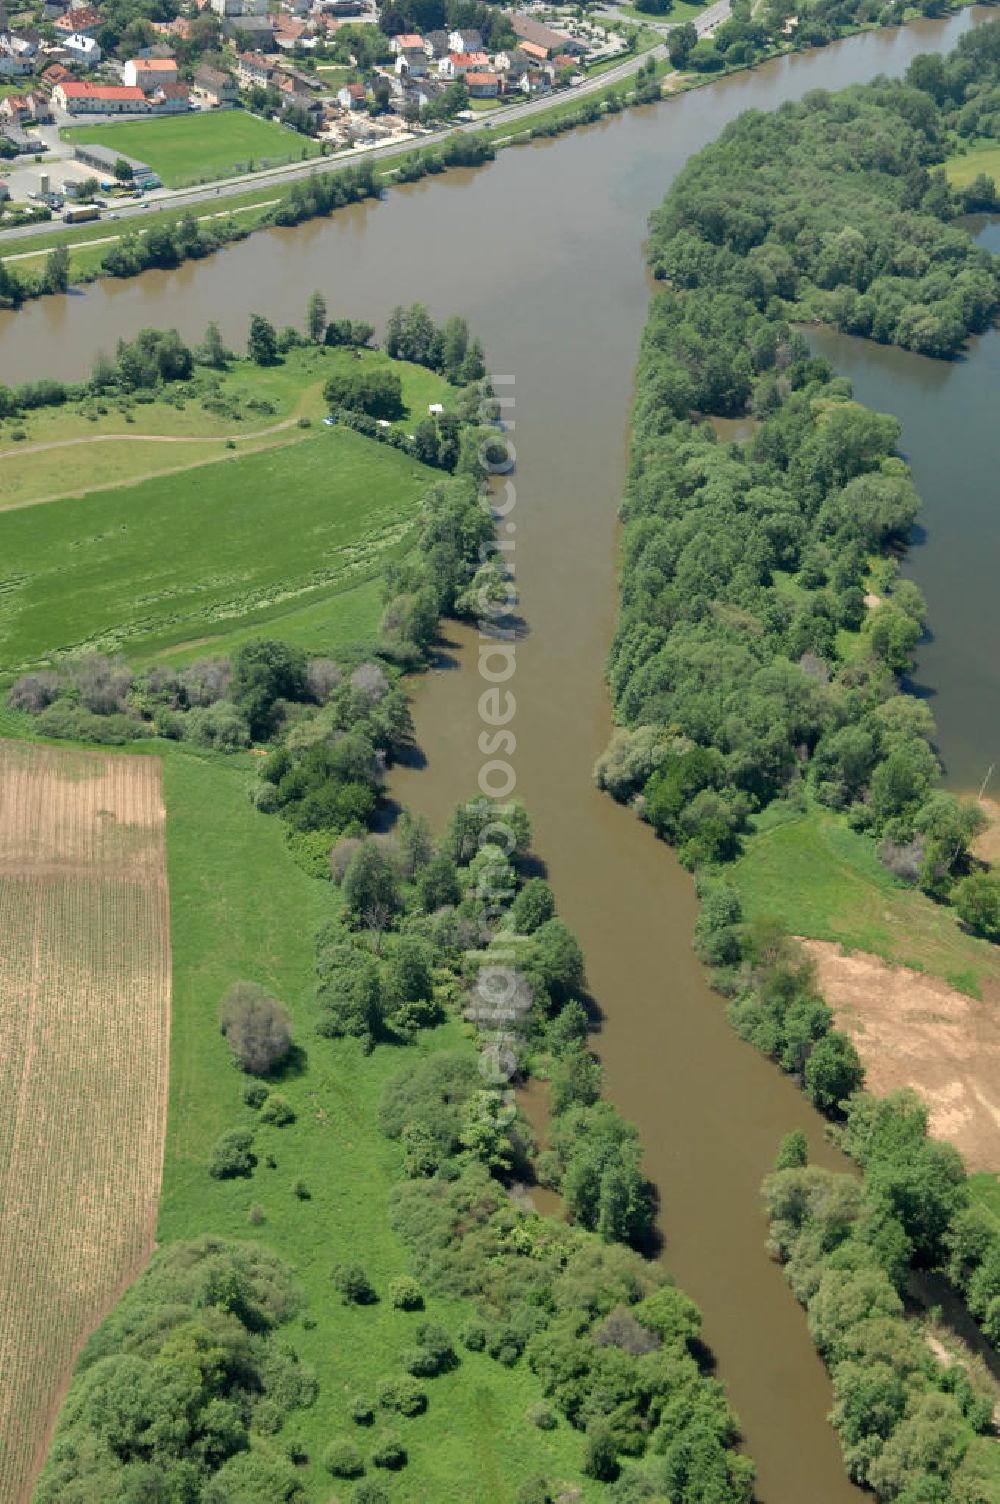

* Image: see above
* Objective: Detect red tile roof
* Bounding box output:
[59,82,145,100]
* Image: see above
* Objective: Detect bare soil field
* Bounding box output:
[803,938,1000,1172]
[0,742,171,1504]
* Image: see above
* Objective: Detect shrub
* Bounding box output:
[220,982,293,1075]
[527,1402,557,1430]
[350,1483,389,1504]
[208,1128,256,1179]
[7,670,61,714]
[460,1318,488,1351]
[247,1202,265,1225]
[323,1439,365,1478]
[388,1275,423,1311]
[376,1376,427,1415]
[350,1395,376,1425]
[292,1178,310,1200]
[954,872,1000,941]
[260,1093,296,1127]
[333,1263,377,1305]
[401,1322,456,1378]
[243,1081,269,1108]
[370,1432,406,1470]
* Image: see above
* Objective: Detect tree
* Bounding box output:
[804,1031,864,1112]
[195,319,228,369]
[247,312,279,366]
[230,638,305,739]
[208,1128,257,1178]
[668,20,697,67]
[953,872,1000,941]
[113,156,134,184]
[324,366,403,420]
[305,288,326,343]
[343,842,402,934]
[220,982,293,1075]
[42,244,70,296]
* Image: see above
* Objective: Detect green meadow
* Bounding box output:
[62,110,320,188]
[731,800,1000,997]
[0,427,433,670]
[158,749,600,1503]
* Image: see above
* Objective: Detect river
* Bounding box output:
[0,13,991,1500]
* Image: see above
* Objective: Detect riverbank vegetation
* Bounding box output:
[763,1118,1000,1503]
[18,309,755,1502]
[599,19,1000,1447]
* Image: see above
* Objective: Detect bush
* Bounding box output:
[323,1439,365,1478]
[7,670,61,714]
[208,1128,256,1179]
[243,1081,269,1108]
[376,1376,427,1415]
[527,1402,557,1430]
[350,1483,389,1504]
[220,982,293,1075]
[350,1395,376,1425]
[400,1322,456,1377]
[260,1093,296,1127]
[953,872,1000,941]
[388,1275,423,1310]
[370,1432,406,1470]
[333,1263,377,1305]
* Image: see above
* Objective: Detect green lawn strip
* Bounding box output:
[0,424,434,670]
[731,803,1000,994]
[968,1171,1000,1228]
[619,0,708,21]
[943,139,1000,188]
[159,750,598,1502]
[62,111,321,189]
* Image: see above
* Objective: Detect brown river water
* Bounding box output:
[0,13,993,1497]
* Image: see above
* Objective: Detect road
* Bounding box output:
[0,2,732,252]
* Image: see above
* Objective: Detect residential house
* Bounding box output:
[0,29,35,76]
[61,31,102,64]
[273,15,307,47]
[424,28,448,57]
[54,5,102,36]
[151,16,193,40]
[438,49,488,78]
[0,88,51,124]
[53,80,146,112]
[41,61,73,91]
[391,33,427,75]
[236,48,271,88]
[447,27,482,52]
[148,80,189,111]
[518,40,548,66]
[123,56,178,89]
[517,67,550,94]
[337,80,365,109]
[222,13,274,46]
[193,64,237,104]
[464,69,497,98]
[507,13,582,57]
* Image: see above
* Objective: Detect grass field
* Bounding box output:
[732,801,1000,998]
[0,741,170,1504]
[943,140,1000,189]
[62,110,321,188]
[0,347,450,509]
[158,749,600,1502]
[0,424,434,669]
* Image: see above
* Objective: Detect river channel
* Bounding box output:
[0,12,993,1498]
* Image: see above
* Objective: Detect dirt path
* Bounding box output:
[802,938,1000,1171]
[0,414,299,464]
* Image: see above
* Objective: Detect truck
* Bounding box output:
[62,204,100,225]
